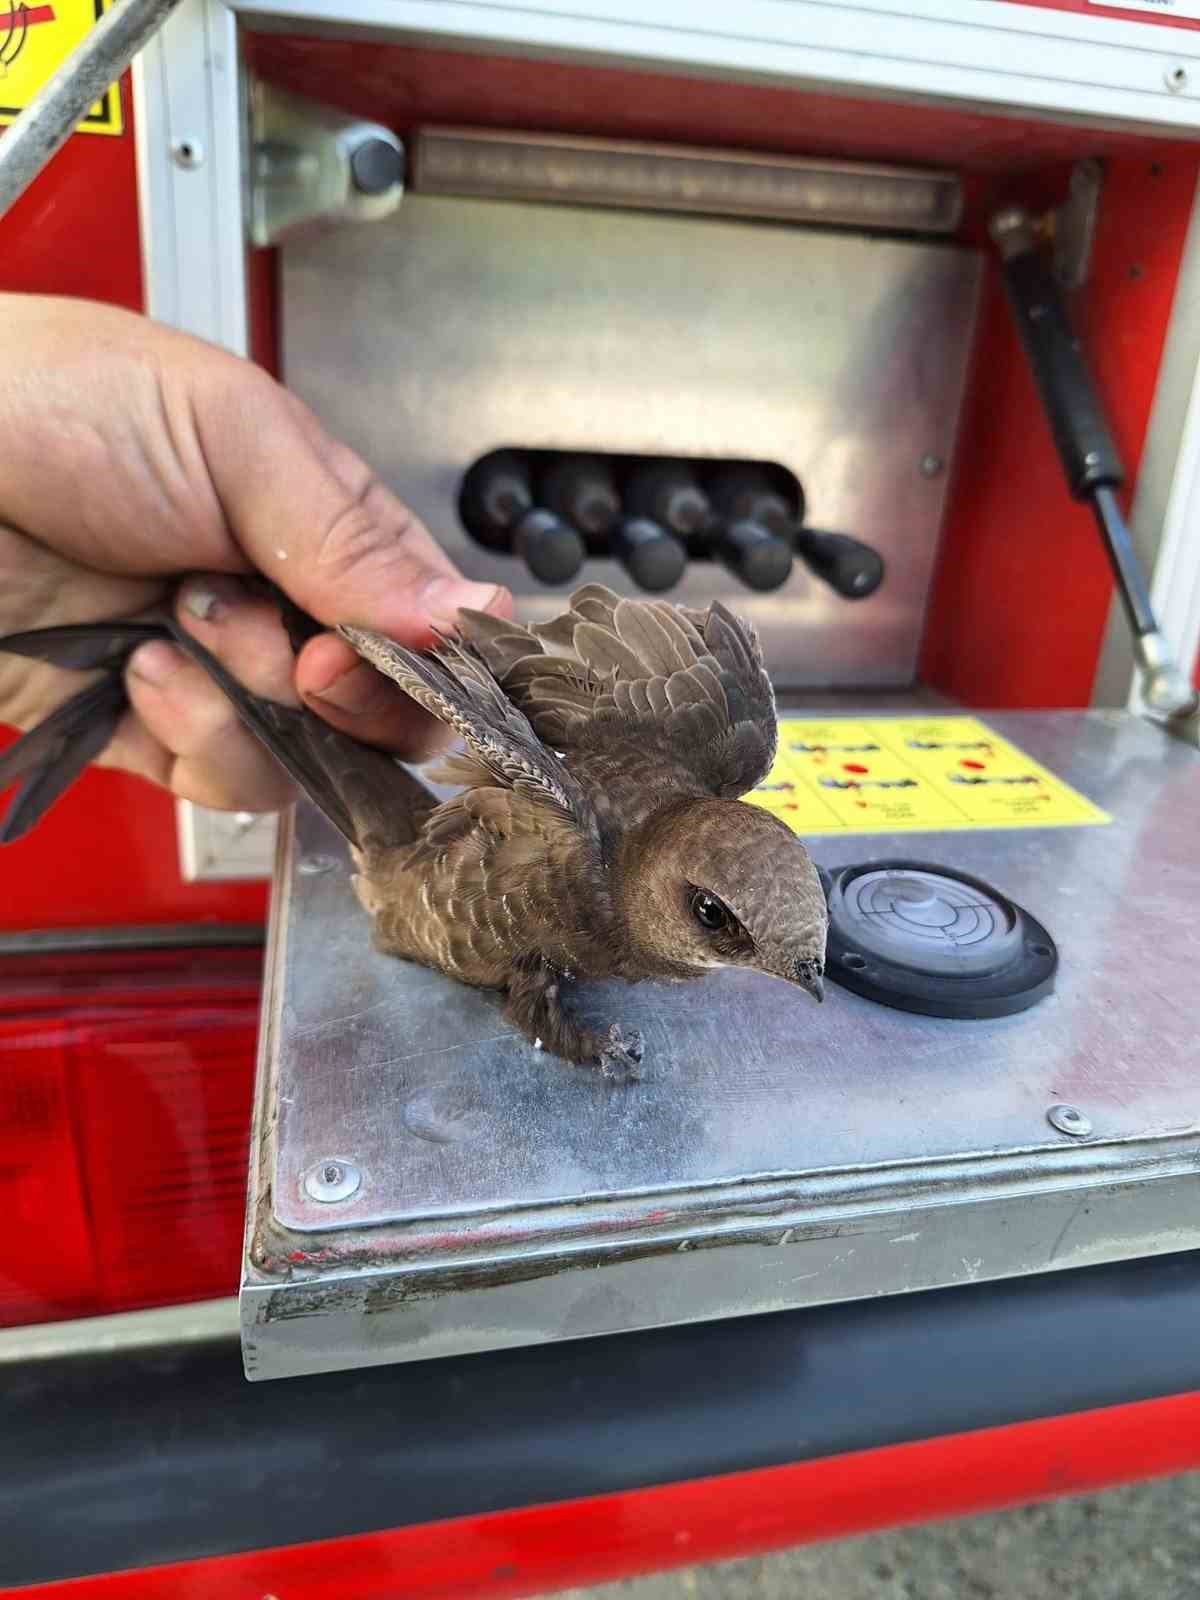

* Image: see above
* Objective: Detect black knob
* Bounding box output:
[707,467,804,536]
[612,517,687,593]
[460,452,533,549]
[794,529,885,600]
[513,507,586,586]
[625,461,711,539]
[350,137,405,196]
[541,455,621,539]
[715,519,794,592]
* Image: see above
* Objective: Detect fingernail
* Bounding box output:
[307,662,391,717]
[421,578,505,630]
[128,640,183,687]
[180,575,245,623]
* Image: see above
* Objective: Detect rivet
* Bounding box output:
[919,453,944,478]
[1165,64,1189,94]
[1047,1103,1092,1138]
[171,138,205,169]
[298,854,337,876]
[303,1159,362,1203]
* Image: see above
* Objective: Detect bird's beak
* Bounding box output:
[759,949,826,1001]
[794,960,825,1003]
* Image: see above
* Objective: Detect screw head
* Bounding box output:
[171,138,205,169]
[298,854,337,876]
[1048,1103,1093,1138]
[303,1158,362,1203]
[919,453,944,478]
[1165,64,1189,94]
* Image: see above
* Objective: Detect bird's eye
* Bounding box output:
[691,891,730,931]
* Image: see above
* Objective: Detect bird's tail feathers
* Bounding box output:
[0,604,433,850]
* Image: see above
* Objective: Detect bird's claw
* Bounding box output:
[598,1023,644,1083]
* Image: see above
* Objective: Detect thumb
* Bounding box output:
[197,367,505,638]
[194,365,512,745]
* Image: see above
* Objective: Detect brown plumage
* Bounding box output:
[0,584,828,1078]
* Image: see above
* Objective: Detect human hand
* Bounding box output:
[0,294,510,812]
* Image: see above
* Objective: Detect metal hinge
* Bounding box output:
[177,800,278,881]
[1052,158,1103,292]
[247,80,405,248]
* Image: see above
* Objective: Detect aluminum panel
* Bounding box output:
[243,711,1200,1378]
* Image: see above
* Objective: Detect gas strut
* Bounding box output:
[989,206,1199,737]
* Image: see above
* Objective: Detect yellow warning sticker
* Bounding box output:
[748,716,1111,836]
[0,0,121,136]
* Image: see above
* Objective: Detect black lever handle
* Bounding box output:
[713,518,794,592]
[992,209,1124,500]
[991,209,1157,639]
[705,466,880,600]
[612,516,687,593]
[793,528,885,600]
[512,508,586,586]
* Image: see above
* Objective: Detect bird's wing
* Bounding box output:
[0,615,433,851]
[452,584,777,799]
[0,674,130,844]
[338,624,599,843]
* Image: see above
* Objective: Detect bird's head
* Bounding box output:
[620,798,829,1000]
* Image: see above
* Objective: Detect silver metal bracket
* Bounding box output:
[1053,158,1103,292]
[248,80,405,248]
[176,800,278,882]
[1133,629,1199,724]
[1137,632,1200,747]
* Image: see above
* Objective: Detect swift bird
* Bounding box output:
[0,584,828,1077]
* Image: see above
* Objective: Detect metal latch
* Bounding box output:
[248,81,405,248]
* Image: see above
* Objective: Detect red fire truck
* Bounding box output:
[3,2,1199,1595]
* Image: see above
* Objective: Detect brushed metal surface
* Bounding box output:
[261,710,1200,1239]
[243,1162,1199,1379]
[242,711,1200,1379]
[241,713,1200,1376]
[280,195,980,687]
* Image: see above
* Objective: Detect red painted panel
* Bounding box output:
[0,78,142,306]
[248,246,281,375]
[244,33,1196,175]
[11,1391,1200,1599]
[0,732,268,930]
[0,77,268,929]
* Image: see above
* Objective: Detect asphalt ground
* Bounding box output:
[561,1472,1200,1599]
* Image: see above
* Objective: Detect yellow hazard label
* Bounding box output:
[748,715,1111,835]
[0,0,121,136]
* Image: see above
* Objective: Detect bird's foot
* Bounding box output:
[504,959,645,1082]
[597,1023,644,1084]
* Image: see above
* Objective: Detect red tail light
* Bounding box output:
[0,946,261,1329]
